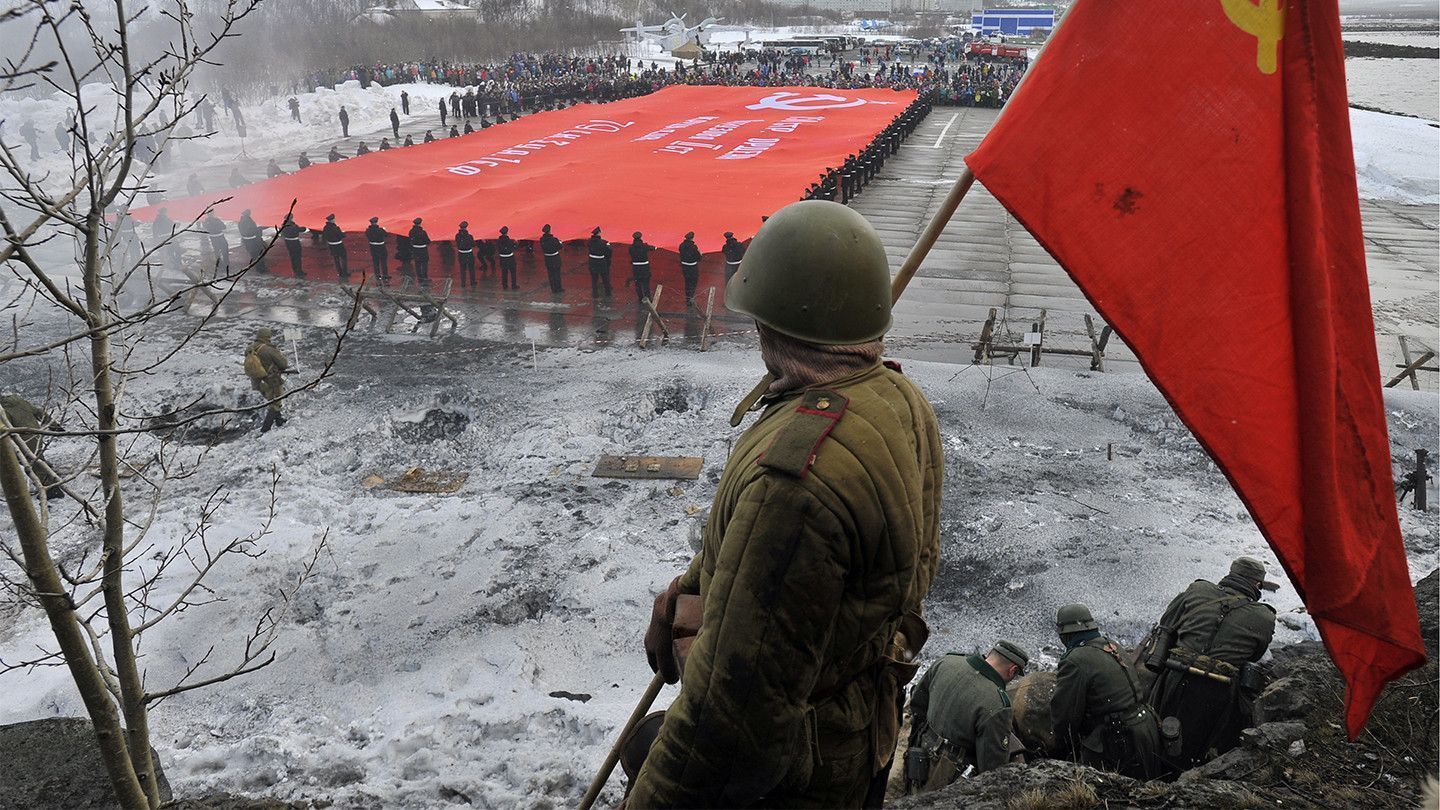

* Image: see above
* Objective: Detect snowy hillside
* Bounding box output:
[1,314,1435,806]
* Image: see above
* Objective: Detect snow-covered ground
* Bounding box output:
[0,316,1435,807]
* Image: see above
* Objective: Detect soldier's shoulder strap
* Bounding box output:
[757,388,850,478]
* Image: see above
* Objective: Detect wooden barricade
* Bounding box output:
[347,277,458,336]
[973,308,1112,370]
[639,285,670,348]
[1386,335,1437,390]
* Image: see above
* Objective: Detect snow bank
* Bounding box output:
[1350,107,1440,205]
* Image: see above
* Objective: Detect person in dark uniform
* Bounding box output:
[476,235,495,277]
[678,231,701,307]
[454,221,477,287]
[401,89,410,115]
[365,217,390,284]
[204,211,229,273]
[409,217,431,283]
[288,96,301,122]
[395,233,412,278]
[1146,557,1278,768]
[338,105,350,138]
[587,227,611,299]
[403,134,415,147]
[463,121,474,135]
[355,142,370,156]
[279,214,305,278]
[327,146,343,163]
[321,214,348,280]
[297,151,311,169]
[438,98,447,127]
[266,159,283,178]
[539,224,563,294]
[496,226,517,290]
[721,231,744,283]
[905,641,1029,792]
[379,138,392,151]
[187,173,203,197]
[1051,604,1163,779]
[238,209,267,273]
[629,231,655,304]
[390,107,401,139]
[423,130,435,144]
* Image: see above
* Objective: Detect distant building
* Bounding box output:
[357,0,479,24]
[970,6,1055,36]
[764,0,978,13]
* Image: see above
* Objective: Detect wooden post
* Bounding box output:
[1028,309,1047,367]
[640,285,665,347]
[700,287,716,352]
[1084,314,1104,372]
[973,307,997,364]
[1415,449,1429,512]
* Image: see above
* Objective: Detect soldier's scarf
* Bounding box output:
[758,324,884,396]
[1217,573,1261,601]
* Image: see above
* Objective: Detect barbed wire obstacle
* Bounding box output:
[347,276,458,337]
[971,307,1113,371]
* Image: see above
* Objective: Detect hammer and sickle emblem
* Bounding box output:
[745,91,890,111]
[1221,0,1285,74]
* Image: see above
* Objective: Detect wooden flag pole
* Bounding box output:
[890,166,976,304]
[578,672,666,810]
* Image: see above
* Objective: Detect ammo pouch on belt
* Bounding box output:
[903,745,930,788]
[872,610,930,771]
[1238,661,1266,696]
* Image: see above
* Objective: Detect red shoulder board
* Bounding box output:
[757,389,850,478]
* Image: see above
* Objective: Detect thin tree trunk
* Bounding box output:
[0,436,149,809]
[82,209,160,807]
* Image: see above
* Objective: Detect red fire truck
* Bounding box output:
[965,41,1028,59]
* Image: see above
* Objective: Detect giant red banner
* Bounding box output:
[134,86,915,251]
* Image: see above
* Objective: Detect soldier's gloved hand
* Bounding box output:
[644,576,683,684]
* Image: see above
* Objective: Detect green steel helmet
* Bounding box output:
[725,200,891,345]
[256,327,273,341]
[1055,603,1099,634]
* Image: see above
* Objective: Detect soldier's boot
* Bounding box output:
[274,413,287,428]
[260,410,277,433]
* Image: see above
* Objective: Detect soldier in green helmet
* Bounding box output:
[904,640,1030,794]
[1051,603,1163,778]
[1145,557,1278,767]
[1,392,63,499]
[628,200,944,808]
[243,327,289,433]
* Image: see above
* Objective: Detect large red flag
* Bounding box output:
[965,0,1425,736]
[132,86,913,251]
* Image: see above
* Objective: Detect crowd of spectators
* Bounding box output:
[278,43,1027,114]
